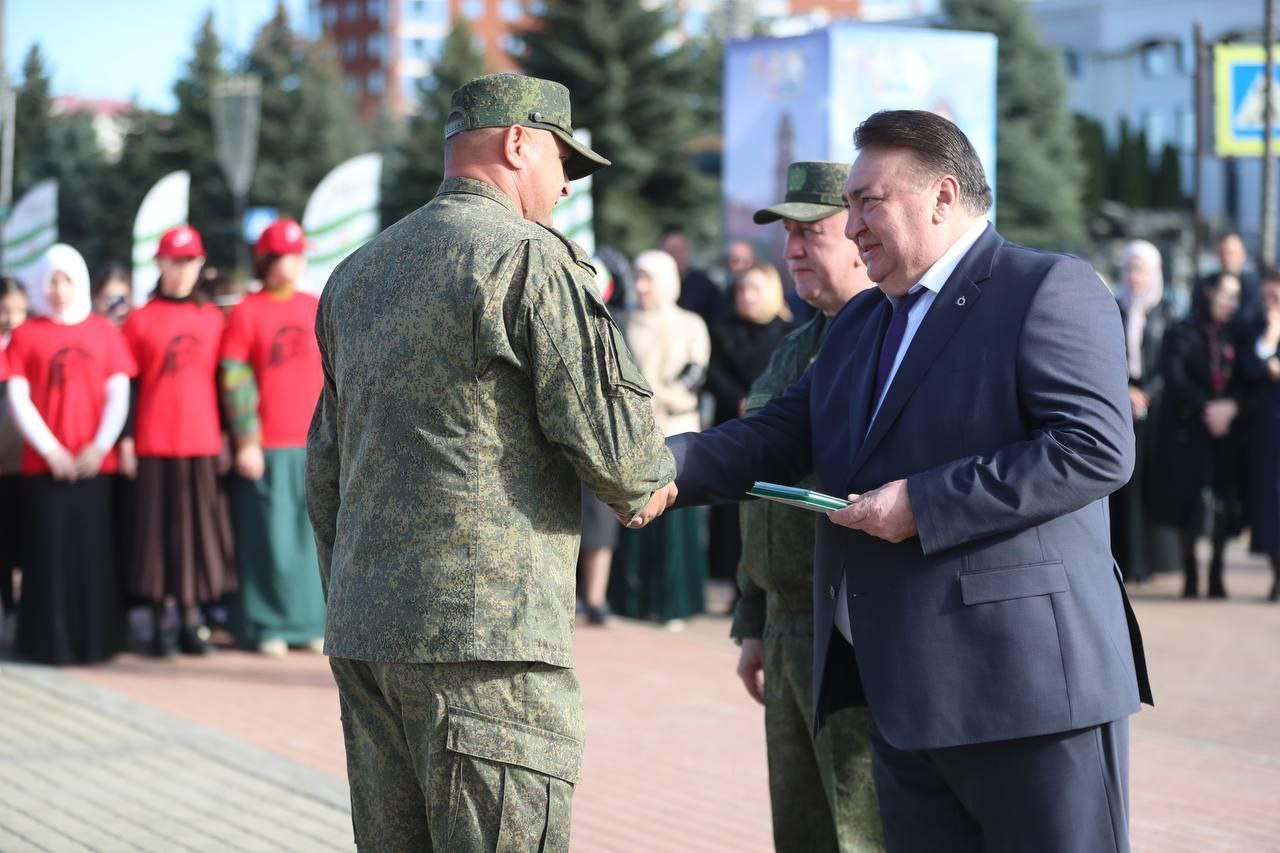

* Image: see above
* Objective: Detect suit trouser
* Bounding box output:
[869,716,1130,853]
[329,657,583,852]
[763,627,884,852]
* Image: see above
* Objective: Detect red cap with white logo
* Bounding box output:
[155,225,205,259]
[253,219,307,258]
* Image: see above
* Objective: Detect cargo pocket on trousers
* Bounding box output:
[444,706,581,853]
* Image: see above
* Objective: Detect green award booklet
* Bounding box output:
[746,482,850,513]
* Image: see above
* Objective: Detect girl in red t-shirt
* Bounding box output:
[122,226,234,657]
[5,244,136,664]
[220,220,325,656]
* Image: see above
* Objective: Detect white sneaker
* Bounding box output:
[258,638,288,658]
[664,619,686,632]
[304,637,325,654]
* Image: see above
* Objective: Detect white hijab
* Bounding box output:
[1117,240,1164,380]
[633,250,682,313]
[29,243,93,325]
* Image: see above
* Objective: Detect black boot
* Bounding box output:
[178,624,215,656]
[1182,570,1198,599]
[149,629,178,658]
[1207,565,1227,599]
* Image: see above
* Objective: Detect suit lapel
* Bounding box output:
[846,227,1001,485]
[843,299,891,481]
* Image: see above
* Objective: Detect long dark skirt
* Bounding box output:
[130,456,235,607]
[1111,417,1179,579]
[227,449,325,647]
[608,507,707,622]
[0,473,22,613]
[18,475,123,665]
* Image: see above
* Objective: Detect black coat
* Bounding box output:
[705,315,792,426]
[1239,321,1280,553]
[1146,319,1248,534]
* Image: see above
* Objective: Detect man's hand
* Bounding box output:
[72,445,108,480]
[235,443,266,481]
[620,481,679,529]
[736,638,765,705]
[1127,386,1150,421]
[827,478,918,543]
[44,445,77,481]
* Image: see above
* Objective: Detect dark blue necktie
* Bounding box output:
[873,287,926,406]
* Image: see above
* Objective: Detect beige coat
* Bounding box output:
[619,306,710,437]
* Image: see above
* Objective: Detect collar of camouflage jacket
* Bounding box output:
[436,176,519,214]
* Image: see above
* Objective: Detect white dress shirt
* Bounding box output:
[834,218,991,647]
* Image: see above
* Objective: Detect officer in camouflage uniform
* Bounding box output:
[306,73,678,851]
[733,162,885,852]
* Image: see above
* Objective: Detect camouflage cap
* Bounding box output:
[445,72,610,181]
[753,161,851,224]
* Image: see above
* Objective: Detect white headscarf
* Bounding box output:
[29,243,92,325]
[632,250,682,312]
[1117,240,1164,380]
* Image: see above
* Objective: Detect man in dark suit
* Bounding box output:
[1194,232,1261,324]
[664,110,1153,852]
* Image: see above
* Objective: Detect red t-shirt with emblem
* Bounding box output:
[220,290,322,449]
[6,315,138,475]
[123,298,225,457]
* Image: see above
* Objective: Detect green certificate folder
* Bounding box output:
[746,481,850,513]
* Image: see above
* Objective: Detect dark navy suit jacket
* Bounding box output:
[668,225,1153,751]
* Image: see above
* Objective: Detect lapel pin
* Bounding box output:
[956,296,967,307]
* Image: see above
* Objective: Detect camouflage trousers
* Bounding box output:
[329,657,583,852]
[763,625,885,853]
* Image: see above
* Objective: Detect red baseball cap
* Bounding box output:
[155,225,205,259]
[254,219,307,258]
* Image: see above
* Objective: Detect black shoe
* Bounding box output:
[178,625,215,656]
[149,629,178,658]
[586,603,611,626]
[1207,576,1227,599]
[1269,581,1280,603]
[1182,575,1198,599]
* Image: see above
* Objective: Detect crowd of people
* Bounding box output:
[1113,231,1280,602]
[0,220,328,665]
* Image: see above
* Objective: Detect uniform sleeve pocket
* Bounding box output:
[959,560,1068,605]
[591,308,652,398]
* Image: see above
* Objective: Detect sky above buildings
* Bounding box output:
[7,0,309,110]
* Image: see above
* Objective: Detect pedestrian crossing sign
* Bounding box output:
[1215,44,1280,157]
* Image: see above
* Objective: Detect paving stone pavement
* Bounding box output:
[0,544,1276,851]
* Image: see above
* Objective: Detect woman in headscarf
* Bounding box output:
[607,249,711,627]
[1111,239,1180,583]
[220,220,326,656]
[122,225,234,656]
[5,244,136,663]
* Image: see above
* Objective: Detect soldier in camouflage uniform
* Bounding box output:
[306,73,678,851]
[733,162,885,852]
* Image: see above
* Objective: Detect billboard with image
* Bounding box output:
[724,23,997,273]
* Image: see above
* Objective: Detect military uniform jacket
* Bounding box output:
[307,177,675,666]
[731,313,828,641]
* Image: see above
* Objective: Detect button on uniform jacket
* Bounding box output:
[670,225,1153,750]
[307,177,675,666]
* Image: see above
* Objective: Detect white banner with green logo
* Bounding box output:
[131,171,191,305]
[553,130,595,258]
[3,179,58,288]
[301,153,382,294]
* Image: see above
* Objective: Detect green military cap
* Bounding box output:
[753,161,851,224]
[445,72,610,181]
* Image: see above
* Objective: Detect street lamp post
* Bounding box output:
[211,74,262,276]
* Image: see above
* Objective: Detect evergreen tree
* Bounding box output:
[42,112,112,268]
[247,2,365,225]
[1073,114,1108,212]
[382,20,487,227]
[13,45,52,195]
[519,0,721,255]
[96,109,176,268]
[165,14,236,266]
[1111,119,1151,209]
[1150,143,1184,210]
[943,0,1085,248]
